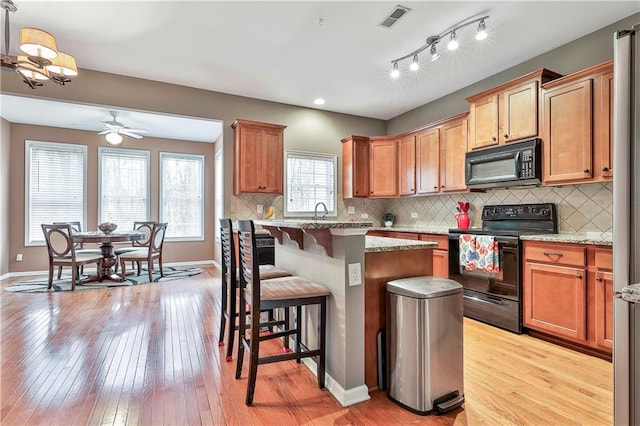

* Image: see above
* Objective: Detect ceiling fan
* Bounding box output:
[99,111,148,144]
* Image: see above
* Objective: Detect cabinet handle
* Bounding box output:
[492,136,497,141]
[583,168,590,173]
[602,167,609,172]
[504,134,509,139]
[411,188,414,192]
[595,277,603,282]
[355,190,359,194]
[433,186,438,189]
[441,185,445,188]
[576,274,583,279]
[543,251,564,257]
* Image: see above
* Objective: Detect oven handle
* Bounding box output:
[464,294,505,307]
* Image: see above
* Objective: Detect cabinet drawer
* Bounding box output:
[389,232,420,240]
[594,249,612,270]
[525,242,586,267]
[419,233,449,249]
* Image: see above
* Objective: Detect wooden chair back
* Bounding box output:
[53,221,83,247]
[149,222,168,256]
[219,218,236,285]
[236,220,261,311]
[132,221,155,247]
[41,224,76,259]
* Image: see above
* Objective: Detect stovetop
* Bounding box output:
[449,203,557,236]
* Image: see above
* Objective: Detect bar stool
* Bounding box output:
[235,219,329,405]
[218,218,292,362]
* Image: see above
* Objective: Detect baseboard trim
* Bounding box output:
[1,260,216,280]
[301,358,370,407]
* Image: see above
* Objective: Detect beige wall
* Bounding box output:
[8,124,216,273]
[1,118,9,276]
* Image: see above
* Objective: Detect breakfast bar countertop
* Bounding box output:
[519,232,613,246]
[254,219,373,230]
[365,236,438,253]
[368,225,450,235]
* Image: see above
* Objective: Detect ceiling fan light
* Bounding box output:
[45,51,78,76]
[409,54,419,71]
[476,19,488,40]
[16,56,49,80]
[390,62,400,78]
[105,132,123,145]
[20,27,58,59]
[447,31,458,51]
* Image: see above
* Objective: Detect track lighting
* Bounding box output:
[389,14,489,78]
[447,31,459,51]
[390,61,400,78]
[409,54,419,71]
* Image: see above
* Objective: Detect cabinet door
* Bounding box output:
[542,79,593,184]
[369,139,397,197]
[595,71,613,180]
[261,129,284,193]
[469,94,499,150]
[433,249,449,278]
[398,135,416,196]
[501,81,538,143]
[342,137,369,198]
[416,128,440,194]
[594,270,614,349]
[238,126,264,192]
[523,262,587,341]
[441,118,468,192]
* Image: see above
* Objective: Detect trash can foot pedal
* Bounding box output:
[433,391,464,414]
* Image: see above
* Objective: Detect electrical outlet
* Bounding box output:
[256,204,264,214]
[411,212,418,219]
[347,206,355,215]
[16,254,23,262]
[348,263,362,286]
[360,213,368,219]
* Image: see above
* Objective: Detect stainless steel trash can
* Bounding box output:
[387,276,465,415]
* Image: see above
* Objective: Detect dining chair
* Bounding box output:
[41,224,104,291]
[117,222,167,282]
[218,218,293,362]
[114,221,155,273]
[235,219,329,405]
[53,221,101,278]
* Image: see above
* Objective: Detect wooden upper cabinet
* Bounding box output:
[232,119,286,195]
[467,69,562,150]
[541,61,613,185]
[416,128,440,195]
[440,115,469,193]
[341,136,369,198]
[398,134,416,196]
[369,137,397,197]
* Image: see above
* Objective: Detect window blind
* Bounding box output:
[160,152,204,240]
[98,147,150,231]
[285,151,336,216]
[25,141,87,245]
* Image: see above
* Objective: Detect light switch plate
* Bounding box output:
[348,263,362,286]
[257,204,264,214]
[347,206,355,215]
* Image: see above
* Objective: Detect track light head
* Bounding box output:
[476,19,488,40]
[430,44,440,62]
[390,62,400,78]
[409,54,419,71]
[447,31,459,51]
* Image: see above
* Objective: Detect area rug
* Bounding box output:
[4,266,203,293]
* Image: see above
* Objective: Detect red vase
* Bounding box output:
[455,212,470,229]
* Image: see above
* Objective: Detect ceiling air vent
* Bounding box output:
[378,5,411,29]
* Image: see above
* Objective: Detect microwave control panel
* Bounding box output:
[520,149,535,178]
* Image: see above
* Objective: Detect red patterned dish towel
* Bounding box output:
[458,234,500,273]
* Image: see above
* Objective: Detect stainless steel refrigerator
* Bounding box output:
[613,23,640,426]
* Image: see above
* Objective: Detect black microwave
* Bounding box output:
[465,138,542,189]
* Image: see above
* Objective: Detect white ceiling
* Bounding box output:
[1,1,639,133]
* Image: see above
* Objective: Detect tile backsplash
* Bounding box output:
[231,182,612,234]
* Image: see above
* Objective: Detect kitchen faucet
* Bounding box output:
[313,202,328,220]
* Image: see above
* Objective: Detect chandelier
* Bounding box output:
[390,14,489,78]
[1,0,78,88]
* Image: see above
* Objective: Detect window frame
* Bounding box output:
[24,140,88,246]
[283,150,338,218]
[97,146,151,229]
[159,151,205,242]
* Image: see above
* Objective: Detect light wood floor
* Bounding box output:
[0,266,612,425]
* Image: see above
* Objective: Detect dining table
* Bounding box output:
[73,230,145,282]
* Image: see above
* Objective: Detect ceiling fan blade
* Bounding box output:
[97,130,110,135]
[121,130,143,139]
[124,128,148,134]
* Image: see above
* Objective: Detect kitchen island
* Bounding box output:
[255,220,437,405]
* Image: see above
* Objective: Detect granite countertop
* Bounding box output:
[621,284,640,303]
[368,225,451,235]
[520,232,613,246]
[365,236,438,253]
[255,219,373,230]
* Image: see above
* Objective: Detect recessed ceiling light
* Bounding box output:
[313,98,325,105]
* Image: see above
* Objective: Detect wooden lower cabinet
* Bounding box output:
[523,241,612,355]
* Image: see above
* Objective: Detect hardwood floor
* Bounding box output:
[1,266,612,425]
